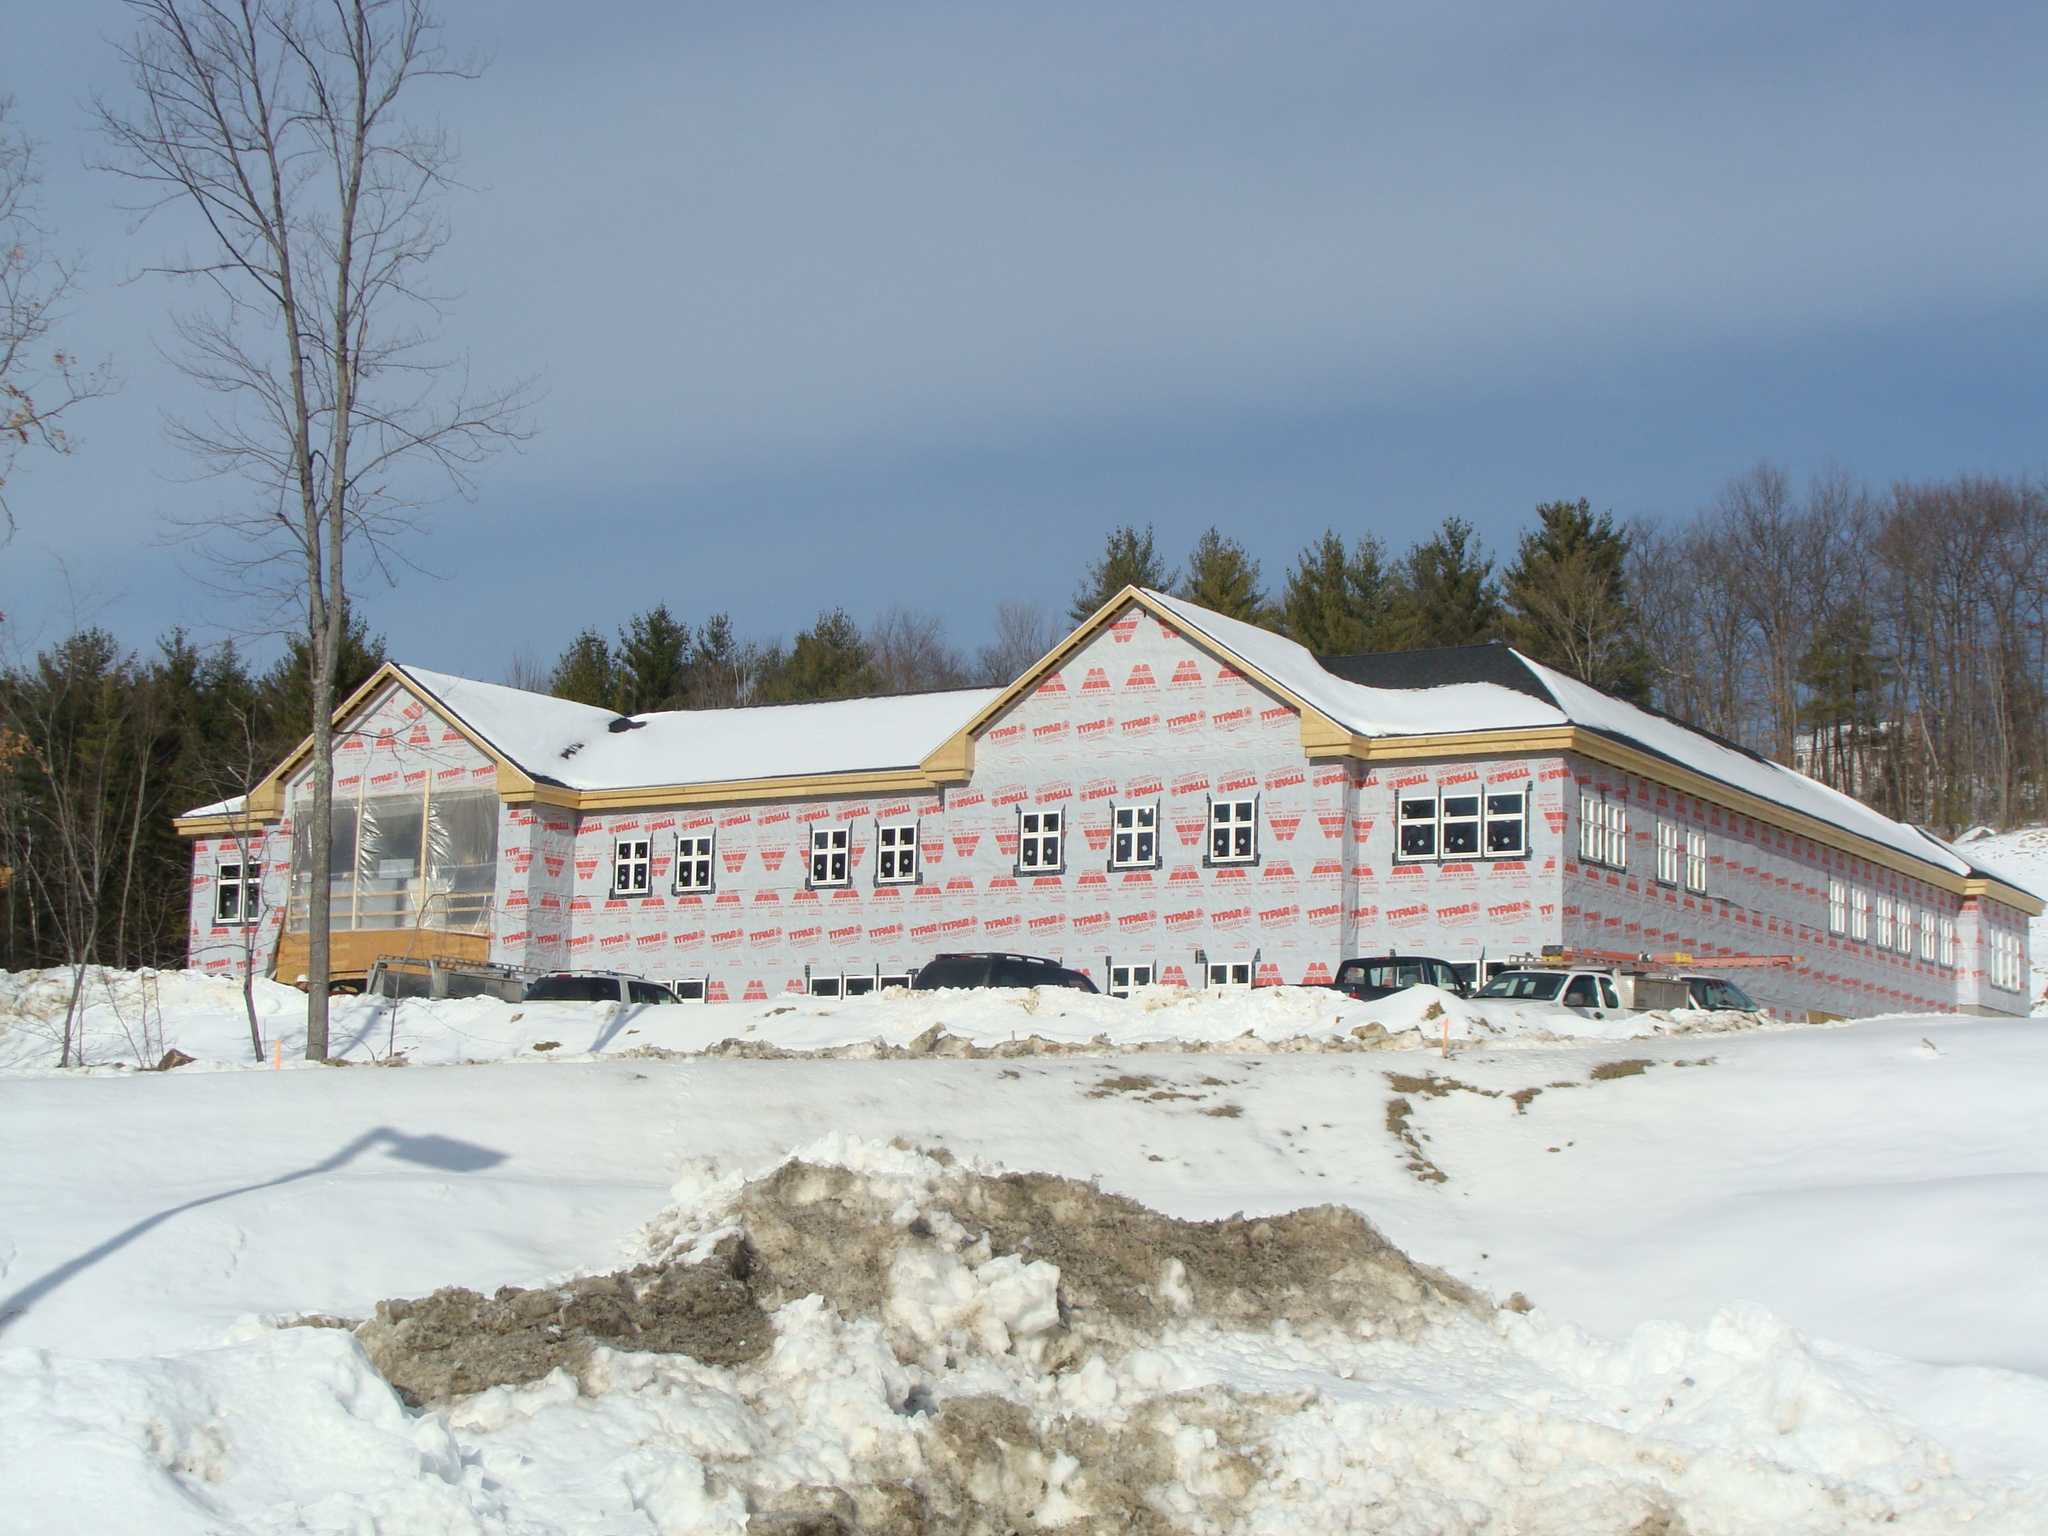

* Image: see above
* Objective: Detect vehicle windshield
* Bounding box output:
[1476,972,1565,1001]
[1339,960,1430,990]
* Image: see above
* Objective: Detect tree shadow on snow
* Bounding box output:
[0,1127,508,1337]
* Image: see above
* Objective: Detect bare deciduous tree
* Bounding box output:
[96,0,533,1056]
[0,96,115,541]
[868,607,968,694]
[975,602,1055,686]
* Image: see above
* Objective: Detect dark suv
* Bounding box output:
[1329,954,1471,1001]
[911,953,1099,993]
[523,971,679,1005]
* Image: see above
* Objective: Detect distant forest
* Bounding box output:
[4,462,2045,972]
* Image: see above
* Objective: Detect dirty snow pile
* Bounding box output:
[10,1133,2045,1534]
[0,964,1765,1073]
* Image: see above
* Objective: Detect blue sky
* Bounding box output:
[4,1,2045,677]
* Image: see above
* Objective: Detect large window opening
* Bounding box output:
[288,785,498,935]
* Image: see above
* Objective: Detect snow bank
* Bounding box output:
[8,1138,2044,1534]
[0,966,1770,1072]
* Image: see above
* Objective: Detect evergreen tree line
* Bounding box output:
[0,614,387,976]
[3,463,2043,977]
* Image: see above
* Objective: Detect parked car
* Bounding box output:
[1680,975,1759,1012]
[911,953,1099,993]
[1329,954,1471,1001]
[1475,968,1625,1016]
[522,971,679,1005]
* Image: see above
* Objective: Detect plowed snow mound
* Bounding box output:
[358,1145,1477,1407]
[285,1139,2048,1535]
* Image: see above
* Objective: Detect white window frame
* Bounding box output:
[672,976,708,1002]
[1579,793,1628,871]
[808,973,843,998]
[1876,894,1894,951]
[1484,788,1529,858]
[1108,961,1155,996]
[878,972,914,992]
[215,860,261,925]
[1438,791,1482,859]
[809,825,852,888]
[1895,901,1914,956]
[673,831,715,893]
[843,973,877,997]
[1993,931,2022,992]
[1018,808,1064,873]
[1851,887,1870,943]
[1206,961,1252,987]
[1109,802,1160,871]
[876,820,919,885]
[1918,907,1936,961]
[1684,828,1708,895]
[1827,878,1847,936]
[1396,792,1438,861]
[1655,820,1681,886]
[1209,797,1258,866]
[1938,916,1956,969]
[613,837,653,898]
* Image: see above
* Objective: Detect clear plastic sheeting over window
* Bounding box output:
[288,788,497,935]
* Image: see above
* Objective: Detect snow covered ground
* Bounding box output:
[1,973,2044,1531]
[0,964,1771,1076]
[1959,824,2048,1012]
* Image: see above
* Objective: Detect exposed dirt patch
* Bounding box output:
[356,1233,771,1406]
[1590,1058,1654,1081]
[1088,1073,1165,1097]
[1384,1097,1448,1184]
[1200,1102,1244,1118]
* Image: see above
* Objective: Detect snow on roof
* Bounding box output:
[1916,824,2043,899]
[1143,590,1567,737]
[180,795,247,819]
[402,666,1000,792]
[1513,656,1974,878]
[1145,589,1980,881]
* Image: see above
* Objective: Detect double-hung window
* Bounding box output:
[1397,794,1438,860]
[876,821,918,884]
[1209,798,1257,864]
[1579,793,1628,871]
[1827,878,1848,936]
[1876,895,1894,950]
[1851,888,1870,943]
[1684,829,1708,894]
[1110,803,1158,870]
[1655,821,1681,886]
[1018,809,1063,872]
[1918,907,1936,961]
[1206,961,1252,987]
[673,832,714,893]
[809,826,851,887]
[1938,916,1956,969]
[1993,931,2021,991]
[613,837,652,898]
[1439,794,1481,857]
[1895,902,1914,957]
[215,861,261,924]
[1484,790,1528,857]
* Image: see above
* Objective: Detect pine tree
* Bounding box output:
[1502,498,1649,701]
[1388,517,1501,648]
[548,630,616,709]
[689,613,747,708]
[760,609,881,702]
[614,604,693,714]
[1070,524,1177,623]
[1177,527,1266,621]
[1278,530,1399,653]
